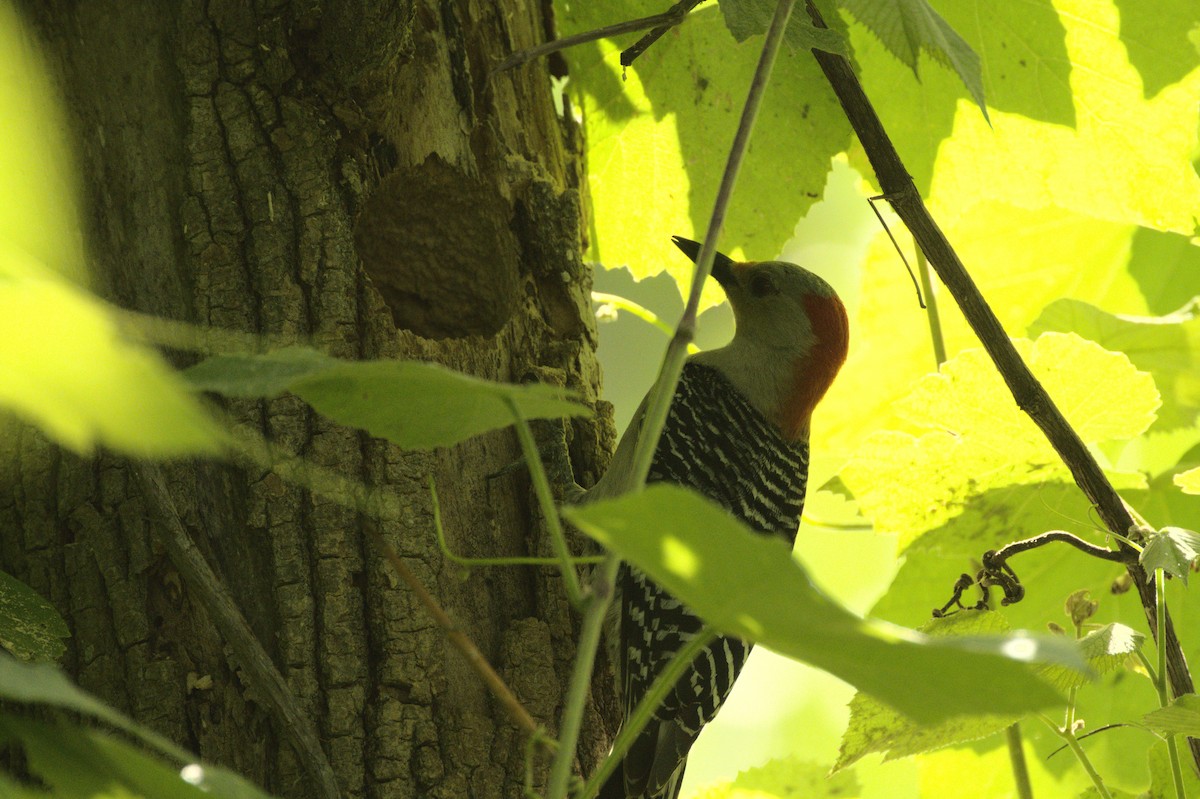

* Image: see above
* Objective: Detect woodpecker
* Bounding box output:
[594,236,849,799]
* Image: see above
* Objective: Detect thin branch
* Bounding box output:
[136,465,342,799]
[867,195,924,309]
[1005,723,1034,799]
[988,530,1131,566]
[546,557,620,799]
[620,0,704,67]
[507,399,585,607]
[365,516,540,736]
[431,475,604,565]
[801,0,1199,768]
[493,2,697,73]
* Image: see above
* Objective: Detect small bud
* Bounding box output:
[1065,589,1099,628]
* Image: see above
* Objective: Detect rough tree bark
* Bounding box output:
[2,1,616,797]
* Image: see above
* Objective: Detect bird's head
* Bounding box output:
[673,235,849,440]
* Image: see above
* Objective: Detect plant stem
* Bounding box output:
[507,399,585,607]
[578,627,719,799]
[591,291,700,353]
[1038,712,1113,799]
[1062,731,1113,799]
[547,1,796,792]
[917,248,947,367]
[492,0,700,73]
[628,0,796,492]
[1156,568,1188,799]
[430,475,605,565]
[1006,723,1034,799]
[546,555,621,799]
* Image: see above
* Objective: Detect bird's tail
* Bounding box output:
[595,759,688,799]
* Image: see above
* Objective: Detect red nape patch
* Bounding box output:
[781,292,850,440]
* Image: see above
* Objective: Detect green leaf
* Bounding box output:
[0,715,276,799]
[1140,526,1200,584]
[834,611,1031,770]
[1074,623,1144,680]
[1112,0,1200,98]
[1147,738,1200,798]
[717,0,848,55]
[0,654,190,762]
[187,348,590,450]
[926,3,1200,238]
[566,486,1077,724]
[1,715,210,799]
[1030,297,1200,432]
[557,3,851,308]
[840,0,986,117]
[183,346,337,397]
[1142,693,1200,737]
[842,334,1158,547]
[0,658,277,798]
[835,617,1135,771]
[0,6,88,285]
[1177,466,1200,495]
[692,756,858,798]
[0,244,225,458]
[1125,228,1200,315]
[0,571,68,662]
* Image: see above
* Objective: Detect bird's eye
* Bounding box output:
[749,273,779,297]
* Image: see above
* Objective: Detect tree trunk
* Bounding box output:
[4,1,615,796]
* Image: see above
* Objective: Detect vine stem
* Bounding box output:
[507,398,585,607]
[546,1,797,794]
[1005,723,1034,799]
[916,248,947,367]
[1157,568,1188,799]
[1038,710,1113,799]
[802,0,1199,769]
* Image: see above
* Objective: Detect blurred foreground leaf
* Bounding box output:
[0,244,224,457]
[187,347,590,449]
[0,655,275,798]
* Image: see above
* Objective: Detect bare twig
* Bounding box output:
[620,0,704,67]
[366,520,540,736]
[800,0,1199,767]
[494,2,698,73]
[136,465,342,799]
[866,195,924,309]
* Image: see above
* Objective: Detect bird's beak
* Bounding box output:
[671,236,737,288]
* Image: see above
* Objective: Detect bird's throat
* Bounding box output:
[779,293,849,441]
